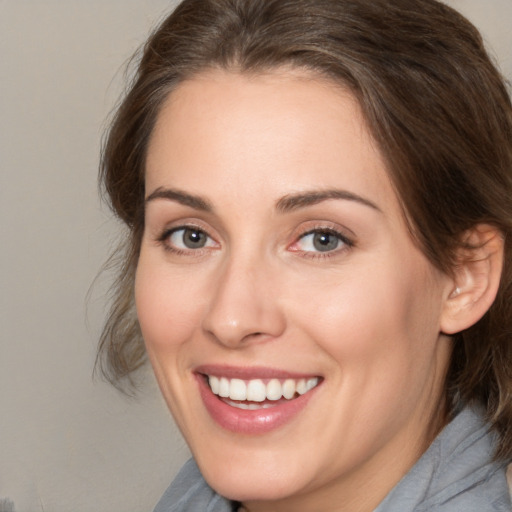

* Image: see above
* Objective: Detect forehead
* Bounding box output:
[145,68,397,213]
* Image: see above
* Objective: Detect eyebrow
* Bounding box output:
[275,189,381,213]
[145,187,213,212]
[145,186,381,214]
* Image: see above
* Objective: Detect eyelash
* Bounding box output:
[157,225,217,256]
[156,224,354,259]
[289,227,354,260]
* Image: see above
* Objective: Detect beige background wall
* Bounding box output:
[1,1,510,511]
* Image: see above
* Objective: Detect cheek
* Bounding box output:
[290,259,447,449]
[134,256,203,357]
[293,257,443,375]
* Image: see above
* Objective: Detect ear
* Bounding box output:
[440,224,504,335]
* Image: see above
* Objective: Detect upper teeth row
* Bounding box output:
[208,376,319,402]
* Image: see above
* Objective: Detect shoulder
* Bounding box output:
[153,459,233,512]
[376,407,512,511]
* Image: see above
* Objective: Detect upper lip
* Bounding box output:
[194,364,321,380]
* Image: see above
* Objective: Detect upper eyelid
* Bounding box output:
[292,221,356,241]
[160,223,207,236]
[295,227,353,246]
[157,225,220,256]
[155,219,216,238]
[144,202,220,236]
[160,224,217,244]
[287,224,356,256]
[152,219,355,249]
[300,226,350,238]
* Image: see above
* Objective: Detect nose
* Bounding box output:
[201,254,286,348]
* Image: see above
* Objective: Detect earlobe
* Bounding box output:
[440,225,504,335]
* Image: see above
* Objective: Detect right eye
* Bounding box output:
[164,227,217,252]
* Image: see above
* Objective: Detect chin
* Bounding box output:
[194,447,313,503]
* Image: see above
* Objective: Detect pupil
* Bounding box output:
[313,232,338,252]
[184,229,206,248]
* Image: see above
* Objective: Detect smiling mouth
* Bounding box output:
[205,375,320,409]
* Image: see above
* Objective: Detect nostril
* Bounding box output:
[243,332,265,342]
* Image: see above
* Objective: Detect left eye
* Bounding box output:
[167,227,215,250]
[295,230,346,253]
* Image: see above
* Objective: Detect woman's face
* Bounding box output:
[136,69,454,510]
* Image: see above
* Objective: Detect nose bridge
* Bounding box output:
[202,245,285,347]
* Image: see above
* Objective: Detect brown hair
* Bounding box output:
[98,0,512,458]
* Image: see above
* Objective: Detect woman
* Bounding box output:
[97,0,512,510]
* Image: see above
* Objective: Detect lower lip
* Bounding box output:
[196,375,319,434]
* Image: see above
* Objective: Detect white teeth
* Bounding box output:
[296,379,308,395]
[225,400,277,410]
[209,375,220,394]
[266,379,282,401]
[229,379,246,401]
[219,377,230,398]
[282,379,296,399]
[207,375,320,402]
[247,379,266,402]
[306,377,318,392]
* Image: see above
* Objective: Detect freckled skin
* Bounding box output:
[135,69,454,512]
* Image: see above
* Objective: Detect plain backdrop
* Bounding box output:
[1,1,511,511]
